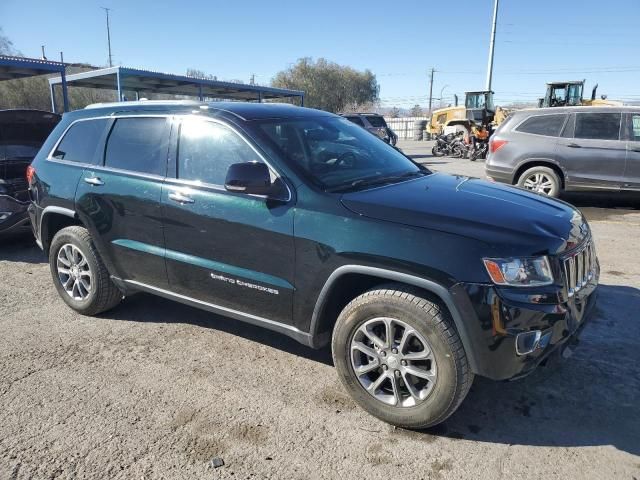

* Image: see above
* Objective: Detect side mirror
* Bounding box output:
[224,162,272,195]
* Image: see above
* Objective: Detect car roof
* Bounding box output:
[514,105,639,116]
[340,113,382,117]
[79,100,334,121]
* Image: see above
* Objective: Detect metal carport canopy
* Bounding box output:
[48,66,304,105]
[0,55,69,111]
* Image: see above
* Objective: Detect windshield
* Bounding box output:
[254,116,425,191]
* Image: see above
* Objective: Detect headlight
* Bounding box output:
[483,256,553,287]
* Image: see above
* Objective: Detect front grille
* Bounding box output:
[563,239,597,297]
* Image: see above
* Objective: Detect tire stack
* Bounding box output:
[413,120,427,141]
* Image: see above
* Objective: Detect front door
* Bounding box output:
[624,112,640,190]
[162,116,295,325]
[555,112,626,190]
[75,116,170,287]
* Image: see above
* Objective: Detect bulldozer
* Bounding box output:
[538,80,622,108]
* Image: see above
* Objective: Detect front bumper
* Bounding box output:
[449,276,598,381]
[0,194,30,234]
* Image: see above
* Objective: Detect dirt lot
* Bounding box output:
[1,141,639,479]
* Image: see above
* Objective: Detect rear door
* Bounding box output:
[555,111,626,190]
[623,111,640,190]
[75,115,170,287]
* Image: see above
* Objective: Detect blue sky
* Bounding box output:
[2,0,639,107]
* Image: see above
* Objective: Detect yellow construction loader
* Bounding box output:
[538,80,622,108]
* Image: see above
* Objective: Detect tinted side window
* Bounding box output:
[366,116,386,128]
[575,113,621,140]
[516,114,567,136]
[630,114,640,141]
[178,119,260,185]
[104,118,168,175]
[51,119,108,163]
[346,116,365,127]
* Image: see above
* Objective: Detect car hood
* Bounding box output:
[340,173,587,255]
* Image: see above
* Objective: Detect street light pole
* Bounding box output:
[101,7,113,67]
[439,84,449,107]
[427,67,435,114]
[485,0,499,92]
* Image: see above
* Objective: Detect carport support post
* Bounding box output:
[50,82,57,113]
[258,91,262,103]
[116,68,122,102]
[60,52,69,112]
[300,94,304,107]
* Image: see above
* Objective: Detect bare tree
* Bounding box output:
[410,104,423,117]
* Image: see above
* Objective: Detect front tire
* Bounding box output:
[517,166,561,197]
[49,226,122,316]
[331,284,473,428]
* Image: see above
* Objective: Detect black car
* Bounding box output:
[28,101,598,428]
[0,109,60,235]
[341,113,398,146]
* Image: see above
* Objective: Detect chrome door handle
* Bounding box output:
[84,176,104,186]
[168,191,195,204]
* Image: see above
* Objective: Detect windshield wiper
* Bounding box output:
[326,170,428,193]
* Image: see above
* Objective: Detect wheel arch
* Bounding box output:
[513,159,566,188]
[309,265,480,373]
[40,207,82,256]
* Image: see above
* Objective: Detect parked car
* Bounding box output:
[486,106,640,197]
[0,109,60,235]
[341,113,398,146]
[29,101,598,428]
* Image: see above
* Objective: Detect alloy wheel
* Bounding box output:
[56,244,92,301]
[350,317,437,407]
[523,173,554,195]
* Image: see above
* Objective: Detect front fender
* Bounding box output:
[308,265,483,375]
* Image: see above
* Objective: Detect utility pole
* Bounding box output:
[101,7,113,67]
[427,67,435,114]
[485,0,499,91]
[40,45,47,60]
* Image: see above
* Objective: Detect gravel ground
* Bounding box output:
[1,141,639,479]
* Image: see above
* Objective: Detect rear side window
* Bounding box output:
[51,119,108,163]
[366,116,386,128]
[574,113,621,140]
[515,114,567,137]
[630,114,640,141]
[104,117,168,176]
[346,116,365,127]
[178,119,260,186]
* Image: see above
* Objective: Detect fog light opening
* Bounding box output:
[515,330,542,356]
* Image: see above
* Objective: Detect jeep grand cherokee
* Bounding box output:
[27,101,598,428]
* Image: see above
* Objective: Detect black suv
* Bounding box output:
[341,113,398,146]
[28,101,598,428]
[1,109,60,235]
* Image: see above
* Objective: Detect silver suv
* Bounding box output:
[486,106,640,197]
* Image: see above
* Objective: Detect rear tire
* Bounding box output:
[517,166,561,197]
[49,226,122,316]
[331,284,473,428]
[431,145,445,157]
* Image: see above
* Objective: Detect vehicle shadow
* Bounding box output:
[561,191,640,210]
[106,283,640,454]
[106,292,334,366]
[0,234,45,264]
[428,283,640,455]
